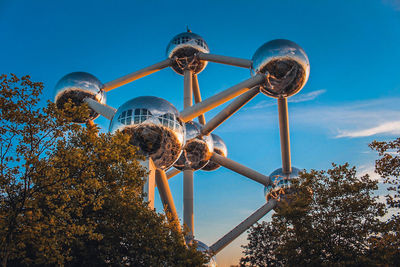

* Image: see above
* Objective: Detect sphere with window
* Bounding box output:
[109,96,185,170]
[166,31,210,75]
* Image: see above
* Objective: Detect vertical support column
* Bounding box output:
[277,97,292,174]
[183,68,194,240]
[184,69,193,108]
[141,158,156,209]
[183,169,194,239]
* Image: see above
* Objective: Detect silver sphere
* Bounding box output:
[195,240,217,267]
[202,134,228,171]
[173,121,213,171]
[54,72,106,123]
[252,39,310,98]
[109,96,185,170]
[264,167,301,202]
[166,31,210,75]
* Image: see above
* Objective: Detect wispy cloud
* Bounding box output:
[246,89,326,110]
[336,121,400,138]
[358,164,382,182]
[221,97,400,139]
[383,0,400,10]
[288,89,326,103]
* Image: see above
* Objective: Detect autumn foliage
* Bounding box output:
[0,74,207,266]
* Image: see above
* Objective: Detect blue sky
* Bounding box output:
[1,0,400,265]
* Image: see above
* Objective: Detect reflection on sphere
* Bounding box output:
[264,167,301,202]
[166,31,210,75]
[252,39,309,98]
[54,72,106,123]
[202,134,228,171]
[174,121,213,171]
[195,240,217,267]
[109,96,185,170]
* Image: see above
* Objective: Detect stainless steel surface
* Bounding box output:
[278,97,291,174]
[252,39,310,98]
[202,134,228,171]
[183,169,194,239]
[210,152,270,186]
[184,69,193,108]
[179,74,266,122]
[197,52,252,69]
[109,96,185,170]
[155,169,181,231]
[166,168,181,179]
[174,121,214,171]
[264,167,301,201]
[210,200,277,254]
[166,31,210,75]
[141,158,156,209]
[84,98,116,120]
[195,240,218,267]
[200,87,260,136]
[192,74,206,125]
[102,59,172,91]
[54,72,106,123]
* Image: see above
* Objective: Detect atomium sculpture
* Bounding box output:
[54,29,310,265]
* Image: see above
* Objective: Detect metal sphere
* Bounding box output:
[195,240,217,267]
[166,31,210,75]
[109,96,185,170]
[264,167,301,202]
[54,72,106,123]
[201,134,228,171]
[252,39,310,98]
[173,121,214,171]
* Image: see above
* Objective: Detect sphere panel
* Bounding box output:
[195,240,217,267]
[264,167,301,202]
[174,121,213,171]
[202,134,228,171]
[109,96,185,170]
[166,32,210,75]
[252,39,309,98]
[54,72,105,123]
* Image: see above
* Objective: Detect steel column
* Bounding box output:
[180,74,265,122]
[200,87,260,136]
[166,168,181,179]
[183,169,194,239]
[210,200,277,254]
[192,74,206,125]
[155,169,180,232]
[210,152,270,186]
[277,97,292,174]
[197,52,253,69]
[102,58,173,91]
[84,98,117,120]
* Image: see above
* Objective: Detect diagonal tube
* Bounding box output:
[155,169,181,232]
[166,168,181,179]
[192,74,206,125]
[200,87,260,136]
[102,58,173,91]
[179,74,265,122]
[210,152,270,186]
[84,98,117,120]
[210,200,277,254]
[197,52,253,69]
[277,97,291,174]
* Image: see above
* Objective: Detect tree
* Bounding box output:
[369,138,400,265]
[0,74,207,266]
[240,164,386,267]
